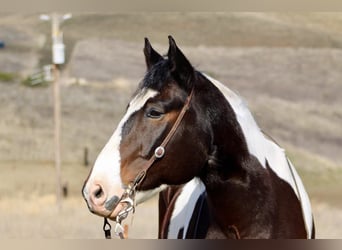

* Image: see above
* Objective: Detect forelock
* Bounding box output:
[141,60,172,91]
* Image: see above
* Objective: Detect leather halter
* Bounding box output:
[132,86,195,188]
[104,87,194,239]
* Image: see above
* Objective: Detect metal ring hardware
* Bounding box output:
[154,146,165,158]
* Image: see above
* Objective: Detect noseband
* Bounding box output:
[104,87,195,239]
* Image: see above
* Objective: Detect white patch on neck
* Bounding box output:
[167,178,206,239]
[135,184,168,205]
[84,88,159,199]
[202,73,313,238]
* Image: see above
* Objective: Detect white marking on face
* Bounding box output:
[203,73,313,238]
[167,178,206,239]
[83,88,159,211]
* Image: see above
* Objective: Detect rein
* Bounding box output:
[103,87,195,239]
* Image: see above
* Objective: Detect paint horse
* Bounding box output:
[82,36,315,239]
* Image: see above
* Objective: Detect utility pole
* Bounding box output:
[40,13,72,212]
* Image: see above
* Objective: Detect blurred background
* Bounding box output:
[0,12,341,238]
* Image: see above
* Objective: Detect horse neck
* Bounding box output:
[195,73,250,180]
[192,74,309,238]
[195,74,271,232]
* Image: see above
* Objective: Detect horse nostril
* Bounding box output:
[90,184,107,205]
[94,186,104,199]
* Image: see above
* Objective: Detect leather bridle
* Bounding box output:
[103,87,195,239]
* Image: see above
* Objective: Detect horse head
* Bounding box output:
[82,36,211,219]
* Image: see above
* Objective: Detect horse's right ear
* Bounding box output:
[143,38,163,70]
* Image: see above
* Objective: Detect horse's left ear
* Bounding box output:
[167,36,194,90]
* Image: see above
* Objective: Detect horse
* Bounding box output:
[82,36,315,239]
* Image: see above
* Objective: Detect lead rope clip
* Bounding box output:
[114,222,125,239]
[103,218,112,239]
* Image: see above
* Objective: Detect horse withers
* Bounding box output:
[82,36,315,239]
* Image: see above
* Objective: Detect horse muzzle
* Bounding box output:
[83,181,126,219]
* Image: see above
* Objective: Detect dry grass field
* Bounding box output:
[0,161,341,239]
[1,13,342,239]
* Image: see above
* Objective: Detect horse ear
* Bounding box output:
[144,37,163,70]
[167,35,194,90]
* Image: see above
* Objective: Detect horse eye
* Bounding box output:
[146,109,164,119]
